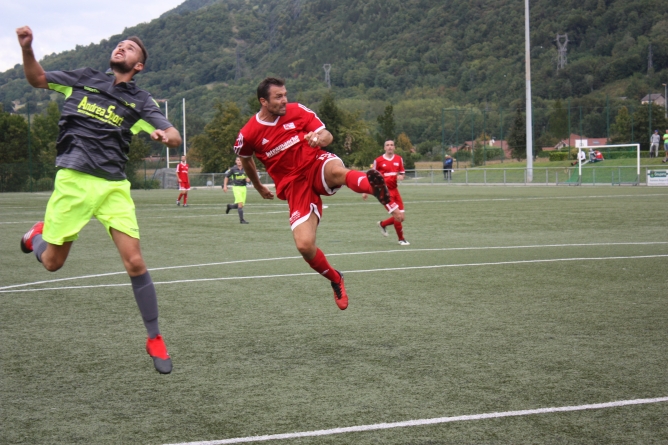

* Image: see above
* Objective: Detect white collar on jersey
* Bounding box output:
[255,112,281,126]
[383,154,395,161]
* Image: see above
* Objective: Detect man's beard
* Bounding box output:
[109,59,134,74]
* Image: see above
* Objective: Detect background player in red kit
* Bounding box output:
[364,140,409,245]
[176,155,190,206]
[235,77,402,310]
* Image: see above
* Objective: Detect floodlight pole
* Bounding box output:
[183,98,187,158]
[663,83,667,119]
[524,0,533,181]
[156,99,169,168]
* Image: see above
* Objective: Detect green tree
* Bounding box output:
[549,99,568,139]
[190,102,245,173]
[0,110,29,191]
[317,91,345,158]
[610,106,632,144]
[507,107,526,161]
[630,104,668,151]
[376,104,396,146]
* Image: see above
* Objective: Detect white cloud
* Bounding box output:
[0,0,185,72]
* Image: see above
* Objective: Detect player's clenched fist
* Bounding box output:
[16,26,34,50]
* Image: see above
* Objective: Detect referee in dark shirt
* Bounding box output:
[16,26,181,374]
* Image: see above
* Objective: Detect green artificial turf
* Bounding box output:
[1,185,667,444]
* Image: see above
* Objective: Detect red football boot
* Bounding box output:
[146,334,173,374]
[20,221,44,254]
[330,271,348,310]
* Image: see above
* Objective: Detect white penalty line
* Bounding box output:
[2,254,667,294]
[164,397,668,445]
[1,242,666,291]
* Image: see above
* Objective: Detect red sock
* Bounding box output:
[183,194,188,205]
[177,193,183,202]
[394,220,404,240]
[345,170,372,194]
[380,216,394,228]
[306,249,341,283]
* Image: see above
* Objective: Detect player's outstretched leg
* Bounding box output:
[366,169,398,213]
[330,270,348,310]
[20,221,44,254]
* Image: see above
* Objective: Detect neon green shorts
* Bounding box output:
[42,169,139,245]
[232,185,247,204]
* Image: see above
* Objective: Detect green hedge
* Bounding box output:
[549,152,568,161]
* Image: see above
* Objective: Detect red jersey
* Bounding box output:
[234,103,326,199]
[373,154,404,190]
[176,161,189,182]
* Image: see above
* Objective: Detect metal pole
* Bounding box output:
[440,109,445,156]
[455,109,459,168]
[606,95,610,140]
[183,98,187,158]
[525,0,534,181]
[648,91,652,145]
[483,109,487,165]
[471,109,475,167]
[663,83,667,119]
[567,98,571,159]
[27,102,32,192]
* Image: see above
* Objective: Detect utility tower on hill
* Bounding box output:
[556,34,569,71]
[323,64,331,89]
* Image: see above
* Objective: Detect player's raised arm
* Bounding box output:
[16,26,47,89]
[240,156,274,200]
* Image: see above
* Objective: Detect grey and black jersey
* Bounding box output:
[46,67,172,180]
[224,165,248,187]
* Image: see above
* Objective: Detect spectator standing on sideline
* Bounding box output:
[443,154,453,180]
[176,155,190,206]
[364,140,410,246]
[650,130,661,158]
[224,156,250,224]
[16,26,181,374]
[234,77,402,310]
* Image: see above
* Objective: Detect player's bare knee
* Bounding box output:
[42,257,65,272]
[295,241,316,258]
[123,254,146,275]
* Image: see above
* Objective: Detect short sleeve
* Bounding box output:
[297,104,326,134]
[234,132,254,158]
[45,68,86,97]
[140,95,172,131]
[399,157,405,173]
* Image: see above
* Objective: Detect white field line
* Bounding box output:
[163,397,668,445]
[2,242,666,291]
[2,254,667,294]
[2,241,666,291]
[0,211,287,224]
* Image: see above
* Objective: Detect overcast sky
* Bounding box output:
[0,0,186,72]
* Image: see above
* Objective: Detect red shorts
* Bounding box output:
[389,188,404,212]
[284,151,342,230]
[179,181,190,191]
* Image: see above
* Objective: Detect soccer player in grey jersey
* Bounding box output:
[16,26,181,374]
[224,157,251,223]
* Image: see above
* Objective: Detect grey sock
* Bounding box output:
[33,234,47,263]
[230,203,239,209]
[130,272,160,338]
[238,207,244,221]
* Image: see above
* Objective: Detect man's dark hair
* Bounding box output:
[257,77,285,101]
[126,36,148,64]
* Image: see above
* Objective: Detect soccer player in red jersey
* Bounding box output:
[176,155,190,206]
[235,77,402,310]
[364,140,409,245]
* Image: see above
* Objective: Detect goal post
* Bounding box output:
[575,144,640,185]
